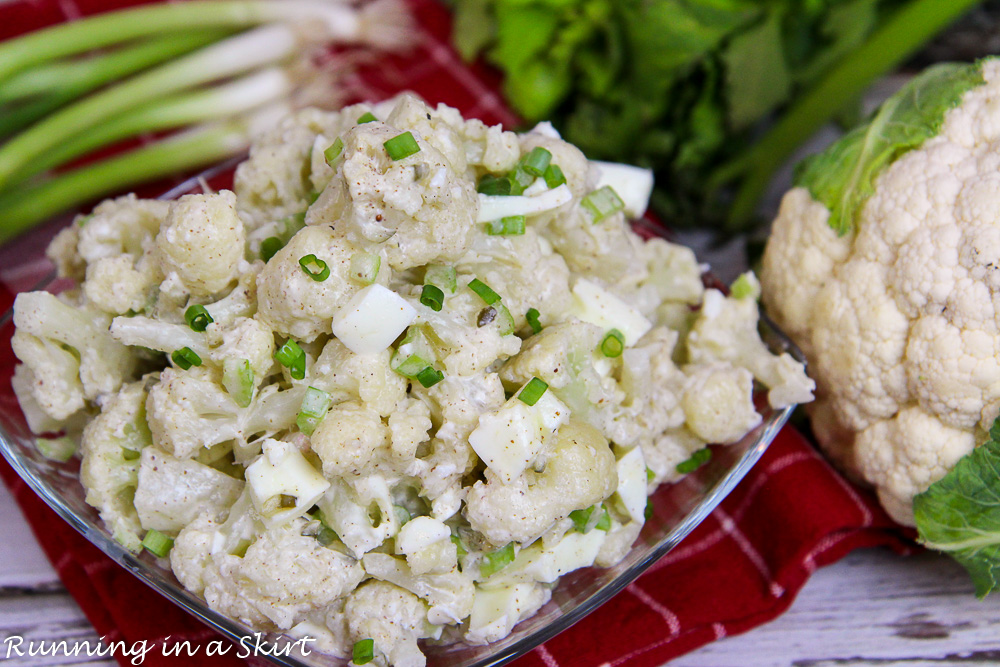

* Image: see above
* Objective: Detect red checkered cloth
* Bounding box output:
[0,1,912,665]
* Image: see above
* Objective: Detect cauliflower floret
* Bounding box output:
[46,224,86,282]
[345,580,430,667]
[207,316,275,380]
[307,114,478,271]
[83,255,158,315]
[256,225,363,342]
[640,238,704,305]
[855,407,976,525]
[681,363,761,444]
[464,419,618,545]
[76,194,169,263]
[145,367,305,459]
[170,512,219,594]
[317,476,401,558]
[13,291,136,420]
[385,94,468,172]
[641,427,707,485]
[387,397,432,462]
[202,520,365,630]
[362,553,474,625]
[79,381,152,552]
[133,447,243,533]
[454,115,520,173]
[156,191,246,297]
[311,400,390,478]
[686,288,814,408]
[310,339,407,417]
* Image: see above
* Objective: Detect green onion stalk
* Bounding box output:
[713,0,983,231]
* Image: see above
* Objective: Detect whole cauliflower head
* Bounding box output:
[762,58,1000,524]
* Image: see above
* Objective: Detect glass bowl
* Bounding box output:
[0,166,801,667]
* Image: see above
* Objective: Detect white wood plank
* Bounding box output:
[0,591,114,666]
[0,483,59,588]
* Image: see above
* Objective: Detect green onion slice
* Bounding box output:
[353,638,375,665]
[582,185,625,223]
[477,173,512,196]
[730,274,758,300]
[468,278,501,305]
[521,147,552,177]
[393,505,411,525]
[416,366,444,388]
[316,525,338,546]
[142,529,174,558]
[644,499,654,521]
[595,507,611,531]
[260,236,283,263]
[34,436,77,462]
[171,346,201,370]
[349,252,380,285]
[646,466,655,483]
[324,137,343,166]
[222,358,254,408]
[384,131,420,160]
[451,534,467,559]
[496,304,515,336]
[299,254,330,282]
[485,215,526,236]
[424,264,457,293]
[544,164,566,189]
[420,284,445,312]
[184,304,213,332]
[357,112,377,124]
[274,339,306,380]
[525,307,542,334]
[676,447,712,474]
[600,329,626,358]
[296,386,332,436]
[569,506,595,533]
[517,377,548,406]
[480,542,516,577]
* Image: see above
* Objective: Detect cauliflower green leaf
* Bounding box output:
[914,416,1000,598]
[794,61,984,236]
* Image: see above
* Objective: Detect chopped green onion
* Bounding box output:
[485,215,526,236]
[477,173,512,196]
[646,466,655,483]
[171,346,201,370]
[525,308,543,334]
[468,278,501,305]
[496,304,515,336]
[222,358,254,408]
[349,252,380,285]
[518,377,548,406]
[299,254,330,281]
[142,529,174,558]
[676,447,712,474]
[420,284,445,312]
[644,499,654,521]
[582,186,625,223]
[416,366,444,388]
[521,147,552,177]
[595,507,611,531]
[569,506,595,533]
[34,436,76,462]
[357,112,377,124]
[600,329,626,358]
[730,273,759,300]
[543,163,566,189]
[296,386,332,436]
[316,525,338,546]
[122,447,141,461]
[275,339,306,380]
[353,638,375,665]
[260,236,283,263]
[424,264,457,293]
[324,137,343,166]
[383,131,420,160]
[451,534,467,559]
[394,353,432,378]
[480,542,516,577]
[184,304,213,332]
[393,505,411,525]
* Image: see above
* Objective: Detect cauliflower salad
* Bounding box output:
[11,93,813,666]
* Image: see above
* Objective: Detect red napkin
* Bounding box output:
[0,1,913,665]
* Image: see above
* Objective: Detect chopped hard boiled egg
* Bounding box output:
[245,439,330,527]
[477,184,572,222]
[614,446,648,523]
[592,160,654,219]
[331,283,416,355]
[569,278,652,346]
[465,583,548,645]
[396,516,451,555]
[485,529,605,586]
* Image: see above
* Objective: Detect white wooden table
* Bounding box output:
[0,481,996,666]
